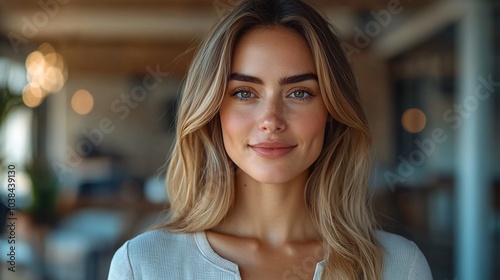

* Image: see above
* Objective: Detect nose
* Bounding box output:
[258,98,286,133]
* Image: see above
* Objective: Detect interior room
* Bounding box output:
[0,0,498,279]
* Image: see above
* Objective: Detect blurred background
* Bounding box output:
[0,0,498,279]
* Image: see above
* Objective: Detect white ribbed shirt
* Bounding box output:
[108,229,432,279]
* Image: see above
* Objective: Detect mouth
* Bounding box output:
[249,142,297,159]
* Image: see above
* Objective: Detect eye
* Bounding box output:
[288,88,313,101]
[236,91,254,99]
[230,88,256,101]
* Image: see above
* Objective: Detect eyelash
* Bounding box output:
[289,87,314,101]
[229,87,315,102]
[230,87,255,101]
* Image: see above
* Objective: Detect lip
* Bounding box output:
[249,141,296,159]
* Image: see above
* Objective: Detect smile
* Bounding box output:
[249,142,297,159]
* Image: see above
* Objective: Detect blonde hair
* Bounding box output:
[163,0,382,279]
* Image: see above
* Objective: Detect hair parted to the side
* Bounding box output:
[163,0,382,279]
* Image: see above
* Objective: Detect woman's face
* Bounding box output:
[219,26,329,185]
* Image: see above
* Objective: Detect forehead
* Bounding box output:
[231,26,316,76]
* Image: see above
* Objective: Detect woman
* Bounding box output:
[108,0,432,279]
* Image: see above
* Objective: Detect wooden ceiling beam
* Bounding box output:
[57,41,195,77]
[1,0,435,76]
[1,0,216,11]
[2,0,434,12]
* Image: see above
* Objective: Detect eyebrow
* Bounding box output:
[229,72,318,86]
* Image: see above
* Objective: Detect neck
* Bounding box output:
[213,169,321,246]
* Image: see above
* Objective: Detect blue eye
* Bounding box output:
[236,91,254,98]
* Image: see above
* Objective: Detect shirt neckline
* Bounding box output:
[193,231,325,279]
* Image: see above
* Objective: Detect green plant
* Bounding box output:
[0,86,23,126]
[0,86,23,166]
[26,157,59,225]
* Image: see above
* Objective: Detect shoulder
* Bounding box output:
[374,230,418,256]
[374,231,433,280]
[107,229,198,280]
[125,228,196,253]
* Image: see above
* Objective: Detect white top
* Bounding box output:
[107,229,432,279]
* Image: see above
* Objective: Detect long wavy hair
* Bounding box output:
[163,0,382,279]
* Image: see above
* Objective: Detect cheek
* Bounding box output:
[294,109,328,145]
[219,106,253,146]
[301,112,328,166]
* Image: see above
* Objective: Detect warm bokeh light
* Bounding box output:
[25,51,44,70]
[22,85,44,108]
[25,43,67,98]
[38,42,56,55]
[71,89,94,115]
[401,108,427,133]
